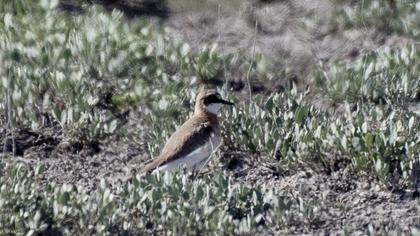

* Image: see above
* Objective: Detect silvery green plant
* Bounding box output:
[331,0,419,38]
[219,88,419,184]
[0,1,227,143]
[0,163,304,235]
[221,90,328,170]
[314,45,419,104]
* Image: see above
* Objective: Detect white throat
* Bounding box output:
[205,103,221,114]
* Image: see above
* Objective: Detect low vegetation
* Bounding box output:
[333,0,419,38]
[0,0,419,235]
[0,162,291,235]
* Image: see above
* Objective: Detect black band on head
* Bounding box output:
[203,94,220,105]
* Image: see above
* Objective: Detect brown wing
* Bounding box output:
[141,117,213,173]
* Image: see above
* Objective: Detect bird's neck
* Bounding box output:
[194,108,219,125]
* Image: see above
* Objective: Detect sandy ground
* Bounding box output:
[2,0,419,234]
[164,0,414,92]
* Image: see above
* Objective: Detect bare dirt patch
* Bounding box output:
[59,0,415,92]
[1,129,146,191]
[165,0,414,91]
[219,155,420,235]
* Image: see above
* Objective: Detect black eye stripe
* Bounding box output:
[203,94,220,105]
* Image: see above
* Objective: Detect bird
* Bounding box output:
[141,89,234,173]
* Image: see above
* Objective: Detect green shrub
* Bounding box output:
[0,162,303,235]
[333,0,419,38]
[222,90,324,167]
[313,45,419,104]
[0,1,231,143]
[219,89,419,184]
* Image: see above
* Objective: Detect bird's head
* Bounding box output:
[194,89,234,115]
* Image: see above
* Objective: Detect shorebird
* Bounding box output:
[141,89,234,173]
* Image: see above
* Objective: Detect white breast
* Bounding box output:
[205,103,221,114]
[155,133,222,172]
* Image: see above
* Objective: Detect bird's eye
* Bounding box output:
[203,94,219,105]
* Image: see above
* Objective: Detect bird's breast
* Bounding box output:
[210,130,222,149]
[155,130,222,172]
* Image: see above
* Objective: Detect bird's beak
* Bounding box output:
[218,98,234,105]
